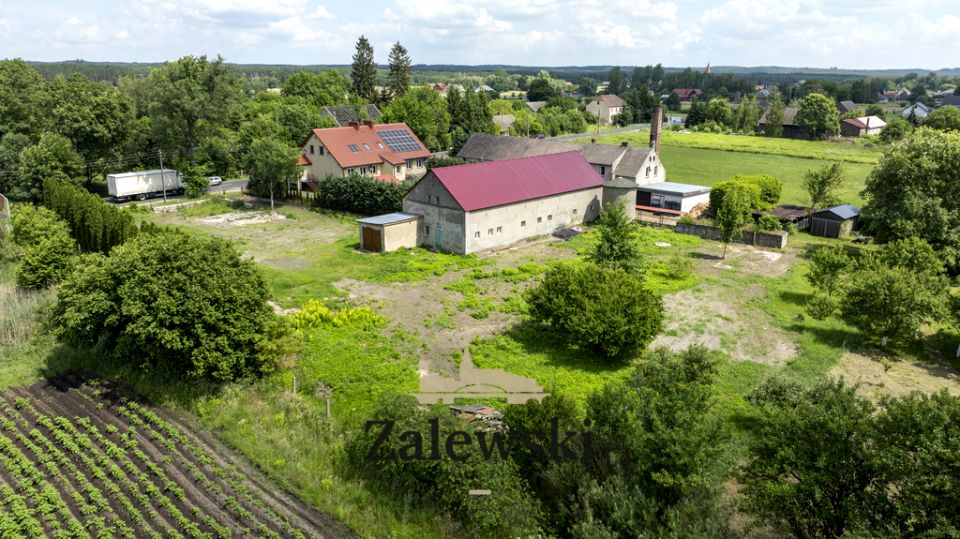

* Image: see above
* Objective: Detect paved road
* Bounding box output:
[551,124,650,141]
[107,178,248,206]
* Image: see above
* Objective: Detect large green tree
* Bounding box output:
[382,87,451,151]
[350,36,377,102]
[46,73,135,183]
[53,232,276,381]
[606,66,628,95]
[862,128,960,271]
[925,106,960,132]
[386,42,412,98]
[246,137,298,211]
[803,162,844,210]
[762,87,785,137]
[796,92,840,139]
[715,184,752,258]
[280,70,349,108]
[0,59,46,139]
[16,133,84,202]
[146,55,242,166]
[806,245,849,298]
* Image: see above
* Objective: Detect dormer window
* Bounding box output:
[348,144,360,152]
[377,142,385,149]
[363,143,371,150]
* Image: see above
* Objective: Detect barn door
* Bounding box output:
[362,226,382,252]
[434,223,442,250]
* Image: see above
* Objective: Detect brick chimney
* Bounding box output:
[649,105,663,154]
[348,121,359,130]
[364,120,374,128]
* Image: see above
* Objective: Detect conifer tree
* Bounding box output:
[387,42,411,98]
[350,35,377,102]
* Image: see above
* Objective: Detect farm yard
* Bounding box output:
[0,375,350,538]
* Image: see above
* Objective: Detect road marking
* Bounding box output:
[468,489,492,496]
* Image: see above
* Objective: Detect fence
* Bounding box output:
[675,222,788,249]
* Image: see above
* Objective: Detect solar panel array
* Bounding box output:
[379,129,422,153]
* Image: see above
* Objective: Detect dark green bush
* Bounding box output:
[53,231,276,381]
[526,263,664,358]
[315,174,412,215]
[710,175,782,211]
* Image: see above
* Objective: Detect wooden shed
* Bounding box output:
[810,205,860,238]
[356,213,420,252]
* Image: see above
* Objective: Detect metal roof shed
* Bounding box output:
[356,212,421,252]
[810,205,860,238]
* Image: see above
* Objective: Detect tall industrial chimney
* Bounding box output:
[649,106,663,154]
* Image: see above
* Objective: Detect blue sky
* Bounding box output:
[1,0,957,69]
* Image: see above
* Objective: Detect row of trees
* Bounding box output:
[42,179,136,253]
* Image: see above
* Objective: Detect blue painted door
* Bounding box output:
[434,223,441,249]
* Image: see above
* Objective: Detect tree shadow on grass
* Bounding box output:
[42,343,225,409]
[483,320,634,376]
[777,290,809,307]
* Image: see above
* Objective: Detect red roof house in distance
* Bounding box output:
[672,88,703,101]
[400,151,616,254]
[298,120,430,186]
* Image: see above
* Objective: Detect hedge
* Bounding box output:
[709,174,782,212]
[43,179,136,253]
[314,174,413,216]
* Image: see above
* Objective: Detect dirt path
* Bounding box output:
[831,351,960,400]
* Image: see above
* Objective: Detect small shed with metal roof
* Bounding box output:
[356,213,421,252]
[810,205,860,238]
[635,181,712,213]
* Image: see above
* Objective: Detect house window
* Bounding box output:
[309,145,315,155]
[416,159,424,167]
[521,220,526,227]
[646,166,651,178]
[547,214,552,221]
[368,165,376,174]
[319,146,325,156]
[496,226,502,233]
[475,231,480,238]
[425,225,431,235]
[537,216,543,223]
[600,166,606,177]
[488,228,493,236]
[654,166,659,176]
[395,165,401,174]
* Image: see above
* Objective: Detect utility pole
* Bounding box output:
[158,149,168,203]
[595,101,601,135]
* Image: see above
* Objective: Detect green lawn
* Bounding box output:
[586,129,884,164]
[658,145,875,206]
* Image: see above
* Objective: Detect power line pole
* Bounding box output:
[158,149,168,203]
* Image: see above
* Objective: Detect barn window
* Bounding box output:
[496,226,502,233]
[547,214,552,221]
[537,216,543,223]
[487,228,493,236]
[475,231,480,238]
[521,220,526,227]
[425,225,431,235]
[573,209,578,215]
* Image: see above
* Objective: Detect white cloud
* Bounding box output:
[307,5,335,20]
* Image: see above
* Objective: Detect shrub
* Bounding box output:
[315,174,411,215]
[710,175,781,212]
[16,233,76,289]
[11,204,66,246]
[709,180,761,213]
[805,294,836,320]
[756,214,781,231]
[53,232,276,381]
[664,252,694,280]
[526,263,664,358]
[588,203,644,273]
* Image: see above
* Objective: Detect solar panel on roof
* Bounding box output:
[379,129,422,153]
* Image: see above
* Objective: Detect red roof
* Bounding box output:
[304,123,430,169]
[373,174,402,184]
[430,151,601,212]
[673,88,702,99]
[297,154,312,166]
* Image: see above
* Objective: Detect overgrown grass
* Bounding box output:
[176,196,245,218]
[585,129,884,164]
[0,263,58,390]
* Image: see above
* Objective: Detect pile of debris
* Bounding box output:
[449,404,506,432]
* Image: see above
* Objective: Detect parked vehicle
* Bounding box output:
[107,169,184,201]
[207,176,223,186]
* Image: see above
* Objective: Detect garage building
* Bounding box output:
[356,213,420,252]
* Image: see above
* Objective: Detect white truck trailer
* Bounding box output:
[107,169,184,201]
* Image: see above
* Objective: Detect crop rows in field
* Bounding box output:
[0,375,350,538]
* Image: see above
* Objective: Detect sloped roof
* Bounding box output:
[526,100,548,112]
[759,107,799,126]
[612,147,654,179]
[815,204,860,220]
[593,94,625,107]
[356,212,419,226]
[297,154,312,166]
[838,100,857,112]
[320,104,383,127]
[942,95,960,107]
[672,88,702,98]
[305,123,430,168]
[842,116,887,129]
[428,152,602,212]
[493,114,515,132]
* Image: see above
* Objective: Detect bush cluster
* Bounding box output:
[315,174,411,215]
[43,179,136,253]
[710,174,782,212]
[10,205,76,289]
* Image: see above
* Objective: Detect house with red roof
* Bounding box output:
[671,88,702,101]
[839,115,886,137]
[298,121,431,187]
[400,152,612,254]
